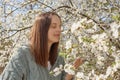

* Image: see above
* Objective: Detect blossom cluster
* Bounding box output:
[58,18,120,80]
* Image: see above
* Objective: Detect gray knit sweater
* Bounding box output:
[0,44,66,80]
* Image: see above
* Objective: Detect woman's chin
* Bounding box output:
[53,40,59,43]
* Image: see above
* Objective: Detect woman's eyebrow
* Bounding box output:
[51,23,57,25]
[51,23,61,26]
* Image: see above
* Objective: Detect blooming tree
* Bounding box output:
[60,19,120,80]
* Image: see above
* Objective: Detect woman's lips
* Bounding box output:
[54,34,60,37]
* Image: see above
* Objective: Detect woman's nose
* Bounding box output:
[57,26,61,32]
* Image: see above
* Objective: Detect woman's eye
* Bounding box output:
[52,26,56,28]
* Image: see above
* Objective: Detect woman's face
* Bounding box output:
[48,15,61,44]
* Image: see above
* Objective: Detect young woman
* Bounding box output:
[0,12,82,80]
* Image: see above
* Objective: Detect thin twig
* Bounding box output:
[53,5,71,11]
[37,1,54,11]
[69,0,74,7]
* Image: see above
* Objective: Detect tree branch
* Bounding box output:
[0,26,31,34]
[1,31,18,41]
[0,26,31,41]
[5,0,36,17]
[37,1,54,11]
[54,6,105,30]
[54,6,120,49]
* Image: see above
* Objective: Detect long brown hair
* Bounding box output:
[29,12,61,68]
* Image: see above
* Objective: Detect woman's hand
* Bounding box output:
[73,57,83,69]
[65,57,83,80]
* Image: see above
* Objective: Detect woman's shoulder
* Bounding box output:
[11,43,31,60]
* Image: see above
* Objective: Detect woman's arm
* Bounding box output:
[0,47,26,80]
